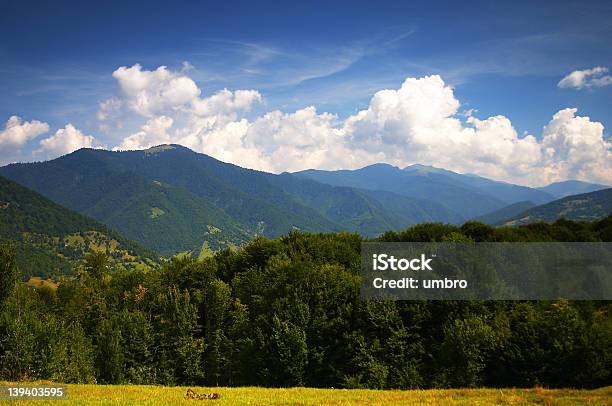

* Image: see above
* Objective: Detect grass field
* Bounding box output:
[1,384,611,405]
[25,276,58,290]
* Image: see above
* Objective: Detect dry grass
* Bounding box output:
[1,384,610,405]
[25,277,58,290]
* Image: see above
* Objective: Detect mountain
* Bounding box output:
[474,201,537,225]
[294,163,554,219]
[0,145,462,254]
[266,173,463,235]
[71,173,255,256]
[0,175,158,277]
[0,149,258,255]
[404,165,554,204]
[502,188,612,226]
[537,180,610,199]
[11,145,604,255]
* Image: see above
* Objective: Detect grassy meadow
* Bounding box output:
[2,384,611,405]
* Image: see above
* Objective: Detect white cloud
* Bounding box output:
[37,124,104,159]
[241,107,349,172]
[4,64,609,186]
[342,75,545,182]
[114,116,174,151]
[104,64,263,120]
[110,64,201,117]
[104,66,610,186]
[0,116,49,147]
[192,89,262,117]
[558,66,612,90]
[540,108,612,184]
[101,64,264,158]
[96,97,122,121]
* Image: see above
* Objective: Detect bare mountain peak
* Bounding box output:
[144,144,177,154]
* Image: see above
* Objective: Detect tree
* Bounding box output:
[0,244,18,307]
[0,314,36,380]
[0,217,610,388]
[48,320,96,383]
[84,251,109,281]
[154,286,204,385]
[0,284,37,380]
[94,318,125,384]
[116,309,155,384]
[269,315,309,387]
[438,314,509,387]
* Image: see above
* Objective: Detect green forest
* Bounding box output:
[1,217,611,389]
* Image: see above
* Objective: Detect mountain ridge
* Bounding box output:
[4,146,465,253]
[3,144,610,255]
[294,163,554,218]
[537,180,610,199]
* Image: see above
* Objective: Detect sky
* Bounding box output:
[0,0,611,186]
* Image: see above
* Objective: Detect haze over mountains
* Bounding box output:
[0,144,610,255]
[294,164,554,218]
[536,180,612,199]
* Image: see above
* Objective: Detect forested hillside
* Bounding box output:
[1,216,610,389]
[0,146,471,254]
[503,188,612,226]
[294,163,554,218]
[474,201,536,225]
[0,175,158,278]
[5,146,608,256]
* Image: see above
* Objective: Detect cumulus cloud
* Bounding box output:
[37,124,104,159]
[102,64,263,120]
[110,64,201,117]
[99,64,265,156]
[192,89,262,117]
[540,108,611,183]
[343,76,609,185]
[0,116,49,147]
[103,65,610,186]
[114,116,174,151]
[241,107,348,172]
[558,66,612,90]
[5,64,608,185]
[341,75,546,182]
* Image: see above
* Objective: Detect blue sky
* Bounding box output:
[0,0,611,186]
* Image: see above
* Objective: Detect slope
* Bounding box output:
[474,201,537,225]
[0,175,158,277]
[294,163,541,219]
[502,188,612,226]
[0,153,254,256]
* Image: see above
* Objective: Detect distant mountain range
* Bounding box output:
[0,145,461,254]
[1,144,609,255]
[536,180,611,199]
[294,163,554,218]
[0,175,158,277]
